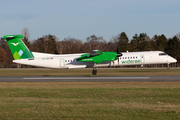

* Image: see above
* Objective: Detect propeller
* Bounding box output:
[116,46,123,65]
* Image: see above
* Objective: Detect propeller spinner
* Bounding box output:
[116,46,122,57]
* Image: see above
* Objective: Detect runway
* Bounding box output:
[0,76,180,82]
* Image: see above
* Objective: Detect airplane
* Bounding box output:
[4,35,177,75]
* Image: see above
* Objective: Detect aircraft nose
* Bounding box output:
[169,57,177,63]
[173,58,177,63]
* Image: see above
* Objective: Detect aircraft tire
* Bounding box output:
[92,69,97,75]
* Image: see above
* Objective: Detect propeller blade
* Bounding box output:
[116,46,119,53]
[118,57,119,65]
[116,46,123,57]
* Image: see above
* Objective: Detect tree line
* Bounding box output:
[0,31,180,68]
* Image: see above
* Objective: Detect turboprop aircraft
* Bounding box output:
[4,35,177,75]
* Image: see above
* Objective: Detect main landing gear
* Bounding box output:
[92,69,97,75]
[92,64,98,75]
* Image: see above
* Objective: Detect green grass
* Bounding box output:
[0,82,179,119]
[0,69,180,119]
[0,68,180,76]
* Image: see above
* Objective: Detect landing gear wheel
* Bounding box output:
[167,64,170,69]
[92,69,97,75]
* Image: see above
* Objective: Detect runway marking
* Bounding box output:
[1,76,180,82]
[23,77,149,80]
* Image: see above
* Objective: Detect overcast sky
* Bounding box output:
[1,0,180,41]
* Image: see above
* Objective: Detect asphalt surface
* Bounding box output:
[0,76,180,82]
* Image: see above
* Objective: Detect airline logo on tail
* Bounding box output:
[10,42,20,46]
[4,35,34,60]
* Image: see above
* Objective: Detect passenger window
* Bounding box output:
[131,57,132,59]
[65,60,67,62]
[125,57,127,59]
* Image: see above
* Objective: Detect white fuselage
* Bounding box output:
[13,51,177,68]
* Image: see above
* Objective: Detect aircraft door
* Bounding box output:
[59,58,65,67]
[140,54,145,63]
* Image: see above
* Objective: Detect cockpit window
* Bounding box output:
[159,53,167,56]
[88,50,103,57]
[90,51,100,56]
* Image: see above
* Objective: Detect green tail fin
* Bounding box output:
[4,35,34,60]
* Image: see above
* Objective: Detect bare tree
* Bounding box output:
[31,34,58,54]
[22,27,30,39]
[110,35,119,44]
[59,37,83,54]
[0,37,14,67]
[0,47,7,67]
[22,27,31,48]
[83,35,106,52]
[176,32,180,40]
[105,35,119,52]
[57,41,63,54]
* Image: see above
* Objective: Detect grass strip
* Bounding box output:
[0,82,179,120]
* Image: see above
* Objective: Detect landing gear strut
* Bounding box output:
[92,69,97,75]
[167,63,170,69]
[92,63,97,75]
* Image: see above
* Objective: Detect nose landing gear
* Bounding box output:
[167,63,170,69]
